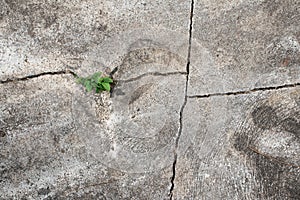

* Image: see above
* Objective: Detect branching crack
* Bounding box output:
[0,70,77,84]
[188,82,300,98]
[169,0,194,199]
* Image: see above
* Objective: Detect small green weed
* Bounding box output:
[77,72,113,93]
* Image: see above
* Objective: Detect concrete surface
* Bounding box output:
[175,88,300,199]
[0,0,299,199]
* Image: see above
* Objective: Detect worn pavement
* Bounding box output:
[0,0,299,199]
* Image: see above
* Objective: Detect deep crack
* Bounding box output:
[0,70,77,84]
[188,82,300,98]
[169,0,194,199]
[110,66,119,77]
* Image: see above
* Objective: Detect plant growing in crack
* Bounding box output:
[76,72,113,93]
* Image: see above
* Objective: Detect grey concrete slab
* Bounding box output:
[0,0,191,80]
[174,86,300,199]
[0,0,192,198]
[75,73,186,174]
[0,75,179,199]
[1,0,300,199]
[188,0,300,96]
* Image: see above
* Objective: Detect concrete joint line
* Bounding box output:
[188,83,300,99]
[0,70,186,85]
[0,70,77,84]
[169,0,194,199]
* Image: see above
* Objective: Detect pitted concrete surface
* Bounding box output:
[0,0,299,199]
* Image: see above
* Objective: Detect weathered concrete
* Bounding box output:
[0,0,299,199]
[188,0,300,95]
[0,0,191,199]
[0,0,190,79]
[0,75,176,199]
[175,87,300,199]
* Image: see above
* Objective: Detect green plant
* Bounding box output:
[77,72,113,93]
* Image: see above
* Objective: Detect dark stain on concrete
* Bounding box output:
[234,97,300,199]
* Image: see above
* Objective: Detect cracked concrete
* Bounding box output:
[0,0,299,199]
[169,1,194,198]
[0,70,76,84]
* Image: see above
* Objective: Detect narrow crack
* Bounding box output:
[117,71,187,83]
[188,82,300,98]
[110,66,118,77]
[169,0,194,199]
[0,70,77,84]
[110,71,186,97]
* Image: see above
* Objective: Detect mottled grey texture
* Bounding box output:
[175,88,300,199]
[188,0,300,95]
[0,0,299,199]
[0,0,190,79]
[0,75,174,200]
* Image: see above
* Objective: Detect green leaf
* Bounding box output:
[101,82,111,91]
[76,77,85,84]
[97,84,105,91]
[90,80,98,88]
[75,72,113,94]
[97,77,103,82]
[95,87,101,93]
[91,72,101,80]
[83,79,89,87]
[102,77,113,83]
[85,81,93,92]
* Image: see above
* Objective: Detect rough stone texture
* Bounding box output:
[0,75,175,199]
[188,0,300,95]
[0,0,190,79]
[0,0,300,199]
[0,1,191,199]
[175,87,300,199]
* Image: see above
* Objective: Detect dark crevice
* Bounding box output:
[110,66,118,77]
[169,0,194,199]
[0,70,77,84]
[117,71,187,83]
[169,154,177,197]
[188,82,300,99]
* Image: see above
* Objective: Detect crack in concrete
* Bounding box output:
[169,0,194,199]
[110,66,119,77]
[0,69,184,85]
[0,70,77,84]
[116,71,187,83]
[109,71,186,97]
[188,83,300,98]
